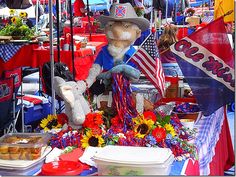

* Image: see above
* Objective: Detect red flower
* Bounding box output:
[94,113,104,125]
[83,113,104,129]
[152,127,166,143]
[143,111,157,122]
[111,115,123,127]
[91,127,103,135]
[57,113,68,125]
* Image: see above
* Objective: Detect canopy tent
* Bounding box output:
[189,0,211,7]
[82,0,110,12]
[31,0,66,4]
[4,0,32,9]
[0,6,36,18]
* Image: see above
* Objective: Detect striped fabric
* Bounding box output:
[201,16,214,23]
[194,106,225,175]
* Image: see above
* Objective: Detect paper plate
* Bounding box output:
[41,161,84,176]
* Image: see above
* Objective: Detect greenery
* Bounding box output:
[0,17,35,40]
[134,6,145,17]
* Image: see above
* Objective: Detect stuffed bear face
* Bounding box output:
[105,21,141,59]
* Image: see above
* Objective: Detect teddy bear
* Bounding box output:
[54,3,152,128]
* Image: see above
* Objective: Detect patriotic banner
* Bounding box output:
[129,33,165,97]
[170,17,235,116]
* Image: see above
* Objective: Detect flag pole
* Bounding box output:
[223,10,233,17]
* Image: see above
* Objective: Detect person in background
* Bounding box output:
[20,12,33,28]
[119,0,135,6]
[73,0,86,17]
[157,24,183,76]
[24,12,33,28]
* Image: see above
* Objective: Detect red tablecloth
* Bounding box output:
[62,28,108,43]
[32,47,94,81]
[80,34,107,43]
[184,108,234,176]
[209,108,235,175]
[0,44,39,75]
[0,42,107,80]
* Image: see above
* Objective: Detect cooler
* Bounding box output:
[22,94,51,125]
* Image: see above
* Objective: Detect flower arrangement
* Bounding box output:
[47,74,198,161]
[134,6,145,17]
[78,110,197,160]
[0,16,35,40]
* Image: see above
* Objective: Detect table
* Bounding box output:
[0,44,39,75]
[32,47,94,81]
[0,41,107,81]
[81,34,107,43]
[194,106,234,175]
[35,106,233,176]
[171,106,234,175]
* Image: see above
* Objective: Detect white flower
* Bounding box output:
[117,133,126,139]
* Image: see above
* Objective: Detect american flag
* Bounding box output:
[129,33,165,97]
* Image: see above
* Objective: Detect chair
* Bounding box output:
[40,65,65,114]
[0,77,15,135]
[3,67,24,133]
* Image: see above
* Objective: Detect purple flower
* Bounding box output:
[166,133,172,139]
[145,135,157,147]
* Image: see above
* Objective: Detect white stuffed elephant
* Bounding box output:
[54,76,91,128]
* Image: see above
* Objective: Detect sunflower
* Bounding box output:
[9,9,16,15]
[164,123,177,137]
[133,114,154,138]
[81,130,104,149]
[39,114,62,132]
[19,12,27,18]
[11,17,18,24]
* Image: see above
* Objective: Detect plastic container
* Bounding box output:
[0,133,51,160]
[0,146,51,175]
[41,161,84,176]
[131,79,161,104]
[93,145,174,175]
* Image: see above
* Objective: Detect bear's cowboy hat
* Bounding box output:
[98,3,150,32]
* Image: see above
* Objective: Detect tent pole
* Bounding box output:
[56,0,61,62]
[69,0,75,79]
[86,0,92,41]
[35,0,39,34]
[49,0,56,115]
[165,0,168,23]
[150,0,153,26]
